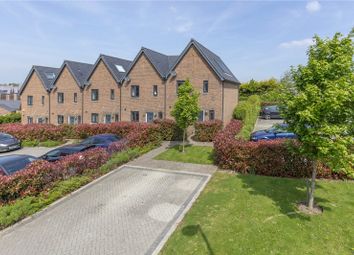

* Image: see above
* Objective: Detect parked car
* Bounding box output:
[261,105,283,119]
[0,154,37,176]
[250,123,297,141]
[79,134,122,149]
[40,144,95,162]
[0,133,21,152]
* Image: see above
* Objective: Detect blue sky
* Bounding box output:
[0,0,353,84]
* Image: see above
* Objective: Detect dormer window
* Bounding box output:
[115,65,125,72]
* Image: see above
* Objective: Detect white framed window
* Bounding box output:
[105,114,112,124]
[115,65,125,72]
[91,113,99,124]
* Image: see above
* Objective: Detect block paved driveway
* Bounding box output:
[0,165,209,255]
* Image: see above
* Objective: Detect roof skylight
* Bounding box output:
[45,72,56,79]
[115,65,125,72]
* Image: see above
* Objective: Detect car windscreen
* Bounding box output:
[2,158,34,175]
[0,134,13,140]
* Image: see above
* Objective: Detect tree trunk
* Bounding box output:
[182,128,186,153]
[307,160,317,210]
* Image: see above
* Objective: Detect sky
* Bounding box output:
[0,0,353,84]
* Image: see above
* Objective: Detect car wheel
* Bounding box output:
[265,114,271,120]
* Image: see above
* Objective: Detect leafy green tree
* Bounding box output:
[171,79,200,152]
[282,30,354,212]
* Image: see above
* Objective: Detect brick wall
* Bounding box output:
[20,72,49,124]
[121,54,165,122]
[84,60,120,123]
[50,67,82,125]
[166,45,223,121]
[223,81,239,124]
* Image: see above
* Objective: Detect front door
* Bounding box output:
[146,112,154,123]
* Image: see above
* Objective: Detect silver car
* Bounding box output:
[0,133,21,152]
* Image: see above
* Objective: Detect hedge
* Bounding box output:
[0,125,162,205]
[0,122,162,142]
[233,95,261,140]
[194,120,223,142]
[0,112,21,124]
[153,119,184,141]
[214,120,347,179]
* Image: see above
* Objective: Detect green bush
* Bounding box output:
[233,95,261,140]
[0,112,21,124]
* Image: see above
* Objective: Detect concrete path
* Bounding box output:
[129,141,217,175]
[0,165,210,255]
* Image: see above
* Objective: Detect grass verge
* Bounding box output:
[22,140,64,147]
[154,145,214,165]
[160,172,354,255]
[0,145,155,230]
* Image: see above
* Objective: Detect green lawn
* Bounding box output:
[154,145,214,165]
[161,172,354,255]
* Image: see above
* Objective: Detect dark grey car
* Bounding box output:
[0,133,21,152]
[261,105,283,119]
[0,154,37,176]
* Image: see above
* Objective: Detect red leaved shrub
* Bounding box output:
[153,119,184,141]
[194,120,223,142]
[0,148,110,205]
[0,124,66,141]
[214,120,345,179]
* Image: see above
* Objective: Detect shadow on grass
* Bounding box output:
[238,174,331,221]
[182,225,214,255]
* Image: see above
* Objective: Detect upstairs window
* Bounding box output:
[91,113,99,123]
[57,93,64,104]
[91,89,99,101]
[131,85,140,98]
[203,80,209,93]
[27,96,33,106]
[110,89,115,100]
[74,93,78,103]
[176,80,185,94]
[115,65,125,72]
[41,96,45,105]
[153,85,158,97]
[131,111,139,122]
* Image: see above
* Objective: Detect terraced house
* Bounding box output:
[20,39,240,125]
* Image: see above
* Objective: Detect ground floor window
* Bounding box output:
[209,110,215,120]
[158,112,163,119]
[146,112,154,123]
[198,110,205,122]
[91,113,99,124]
[114,113,119,122]
[27,116,33,124]
[131,111,139,122]
[57,115,64,125]
[37,117,44,124]
[105,114,112,124]
[68,115,81,125]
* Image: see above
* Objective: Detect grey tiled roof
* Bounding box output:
[141,47,178,78]
[20,65,59,95]
[169,39,240,84]
[0,100,20,112]
[99,54,132,83]
[63,60,93,88]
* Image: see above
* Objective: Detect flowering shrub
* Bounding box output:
[194,120,223,142]
[0,148,109,205]
[0,124,66,141]
[214,120,346,179]
[153,119,184,141]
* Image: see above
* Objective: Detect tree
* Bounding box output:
[171,79,200,152]
[282,30,354,212]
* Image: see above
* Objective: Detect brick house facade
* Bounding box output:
[20,39,240,125]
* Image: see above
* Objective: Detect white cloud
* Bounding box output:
[175,20,193,33]
[306,1,321,13]
[279,38,314,48]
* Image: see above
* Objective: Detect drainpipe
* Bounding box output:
[48,90,51,124]
[221,81,224,123]
[119,83,122,121]
[81,87,84,124]
[164,79,167,119]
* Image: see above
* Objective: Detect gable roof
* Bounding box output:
[87,54,132,84]
[0,100,20,112]
[20,65,59,95]
[125,47,179,79]
[53,60,93,88]
[168,39,240,84]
